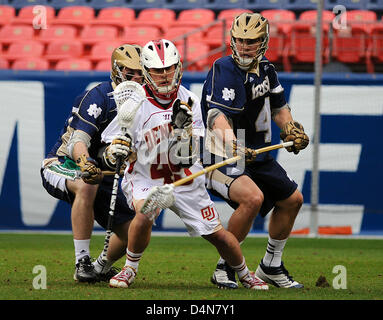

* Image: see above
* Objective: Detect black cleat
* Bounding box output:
[74,256,99,283]
[97,266,120,282]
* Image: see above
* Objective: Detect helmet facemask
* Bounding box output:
[141,39,183,101]
[230,13,269,71]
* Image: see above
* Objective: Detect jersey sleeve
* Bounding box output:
[69,86,107,137]
[203,60,247,117]
[266,63,288,110]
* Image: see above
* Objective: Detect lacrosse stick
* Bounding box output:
[100,81,146,261]
[141,141,294,219]
[44,159,116,181]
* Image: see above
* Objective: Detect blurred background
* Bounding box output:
[0,0,382,236]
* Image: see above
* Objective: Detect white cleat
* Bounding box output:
[240,272,269,290]
[109,266,136,288]
[255,260,304,288]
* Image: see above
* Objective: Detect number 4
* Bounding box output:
[254,97,271,143]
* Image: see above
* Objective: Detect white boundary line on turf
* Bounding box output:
[0,230,383,239]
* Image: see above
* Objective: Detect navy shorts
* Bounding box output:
[205,158,298,217]
[40,168,135,229]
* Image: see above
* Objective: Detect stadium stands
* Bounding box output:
[12,57,49,70]
[0,1,382,73]
[55,58,93,71]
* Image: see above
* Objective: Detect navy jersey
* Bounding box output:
[47,81,117,160]
[201,56,287,162]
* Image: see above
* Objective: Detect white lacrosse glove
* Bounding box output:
[103,134,132,170]
[141,184,176,221]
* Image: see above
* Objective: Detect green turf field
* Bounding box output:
[0,233,382,300]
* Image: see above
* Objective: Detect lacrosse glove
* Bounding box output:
[231,140,257,164]
[76,154,103,184]
[171,97,193,132]
[280,121,309,154]
[102,134,132,170]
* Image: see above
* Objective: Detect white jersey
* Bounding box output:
[102,84,205,192]
[102,84,223,237]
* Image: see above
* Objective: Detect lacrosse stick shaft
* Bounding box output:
[101,155,124,261]
[172,141,293,187]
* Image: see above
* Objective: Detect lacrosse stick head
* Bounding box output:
[141,184,175,221]
[113,80,146,132]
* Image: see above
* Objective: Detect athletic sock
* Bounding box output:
[262,237,287,267]
[93,255,115,274]
[125,250,143,272]
[230,257,249,280]
[74,239,90,264]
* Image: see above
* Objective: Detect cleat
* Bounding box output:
[109,266,136,288]
[210,263,238,289]
[74,256,99,283]
[255,260,304,288]
[240,272,269,290]
[97,266,120,282]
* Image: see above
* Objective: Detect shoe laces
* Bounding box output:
[241,273,267,287]
[114,266,136,281]
[280,263,295,282]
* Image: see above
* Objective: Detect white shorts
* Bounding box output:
[121,173,223,237]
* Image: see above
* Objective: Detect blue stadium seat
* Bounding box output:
[285,0,320,11]
[366,0,383,11]
[49,0,88,9]
[164,0,205,10]
[204,0,245,10]
[88,0,126,10]
[124,0,165,9]
[325,0,366,11]
[10,0,50,10]
[245,0,286,10]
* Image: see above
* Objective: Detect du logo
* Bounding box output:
[32,5,48,30]
[332,5,347,30]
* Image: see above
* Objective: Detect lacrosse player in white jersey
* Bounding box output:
[105,39,268,290]
[41,44,143,283]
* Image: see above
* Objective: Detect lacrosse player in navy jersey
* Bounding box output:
[41,44,143,283]
[201,13,309,289]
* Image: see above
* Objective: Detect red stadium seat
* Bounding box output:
[0,25,34,45]
[79,25,119,45]
[135,8,176,33]
[45,40,84,62]
[172,9,215,28]
[53,6,95,29]
[94,59,110,71]
[299,10,335,26]
[0,58,9,69]
[2,41,44,61]
[12,58,49,70]
[12,5,55,26]
[163,26,204,46]
[177,43,210,71]
[37,25,77,44]
[0,5,15,27]
[55,58,92,71]
[289,23,330,64]
[347,10,377,34]
[261,9,295,35]
[91,7,135,29]
[203,25,231,49]
[121,26,161,47]
[371,24,383,63]
[332,25,368,64]
[88,41,121,62]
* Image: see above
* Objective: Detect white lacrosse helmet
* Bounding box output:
[140,39,183,100]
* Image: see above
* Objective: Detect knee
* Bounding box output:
[241,191,264,213]
[75,183,98,201]
[292,191,304,210]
